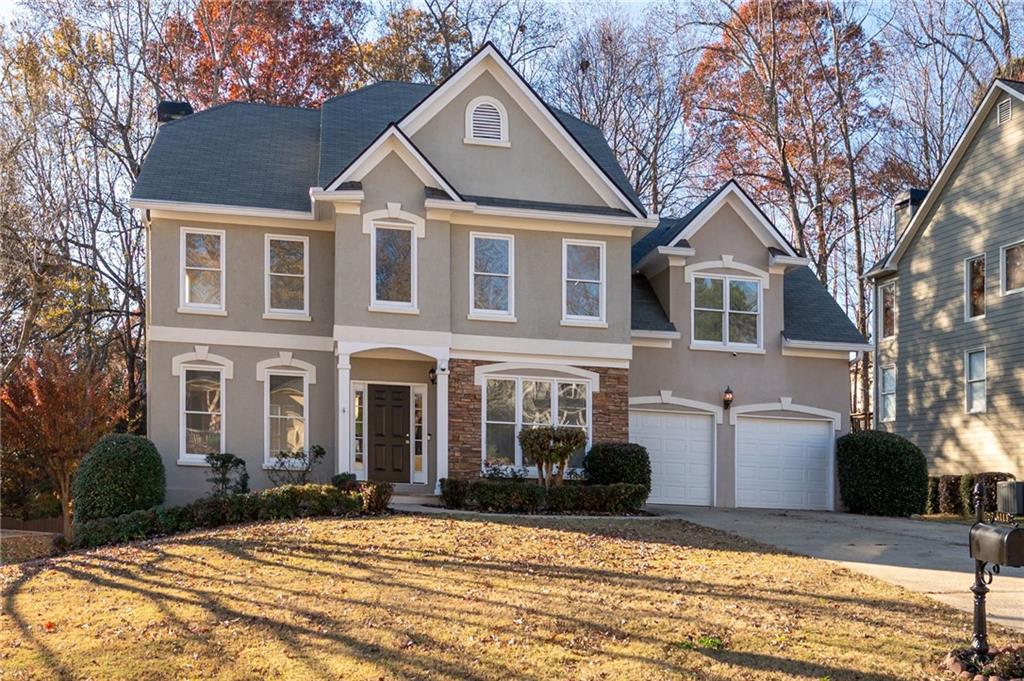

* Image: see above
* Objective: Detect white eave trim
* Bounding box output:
[769,253,811,271]
[884,80,1024,270]
[309,188,365,203]
[631,329,680,339]
[782,337,873,352]
[130,198,315,221]
[424,197,657,229]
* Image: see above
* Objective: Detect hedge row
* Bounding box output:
[73,482,393,549]
[927,473,1017,516]
[439,478,648,515]
[836,431,928,516]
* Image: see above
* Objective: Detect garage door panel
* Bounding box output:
[736,417,832,511]
[629,411,714,506]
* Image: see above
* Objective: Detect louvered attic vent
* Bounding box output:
[998,98,1012,125]
[472,103,502,139]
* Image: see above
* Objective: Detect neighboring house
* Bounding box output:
[131,43,868,509]
[866,79,1024,479]
[629,182,870,510]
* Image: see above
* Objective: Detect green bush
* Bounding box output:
[73,484,364,549]
[938,475,964,515]
[73,434,166,523]
[544,484,583,513]
[580,483,649,514]
[331,473,358,491]
[584,443,652,491]
[962,472,1017,515]
[439,478,469,509]
[468,479,545,513]
[836,430,927,517]
[926,476,940,514]
[205,452,249,497]
[359,481,393,514]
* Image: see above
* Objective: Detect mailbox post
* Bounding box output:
[967,481,1024,659]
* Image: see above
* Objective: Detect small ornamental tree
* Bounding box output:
[0,347,125,540]
[205,452,250,497]
[518,426,588,488]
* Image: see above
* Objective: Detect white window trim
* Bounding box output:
[369,220,419,314]
[179,226,226,314]
[689,273,764,352]
[964,254,986,321]
[464,95,510,147]
[481,375,592,472]
[469,232,515,320]
[561,239,606,326]
[880,364,896,423]
[999,240,1024,296]
[178,364,226,465]
[965,347,987,415]
[878,281,896,340]
[264,234,310,320]
[262,368,311,469]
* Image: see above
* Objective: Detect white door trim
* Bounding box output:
[356,380,430,485]
[727,396,841,430]
[629,391,724,424]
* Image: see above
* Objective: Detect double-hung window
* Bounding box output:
[880,365,896,423]
[1001,241,1024,295]
[965,255,985,320]
[966,349,987,414]
[265,235,308,318]
[266,372,307,465]
[562,240,605,325]
[879,282,896,339]
[470,233,514,319]
[483,376,590,470]
[371,221,417,311]
[181,228,225,313]
[692,275,761,348]
[182,367,224,462]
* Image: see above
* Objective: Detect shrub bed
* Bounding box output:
[73,483,372,549]
[938,475,964,515]
[836,430,927,516]
[440,479,649,515]
[73,434,166,523]
[584,443,652,491]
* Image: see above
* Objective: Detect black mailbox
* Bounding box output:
[997,481,1024,515]
[970,522,1024,568]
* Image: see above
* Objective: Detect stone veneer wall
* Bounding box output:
[446,359,629,479]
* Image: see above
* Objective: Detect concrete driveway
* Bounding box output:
[653,506,1024,632]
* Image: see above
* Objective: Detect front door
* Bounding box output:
[368,384,410,482]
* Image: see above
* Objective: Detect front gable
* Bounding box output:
[400,44,645,217]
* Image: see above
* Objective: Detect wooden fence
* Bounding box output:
[0,515,63,534]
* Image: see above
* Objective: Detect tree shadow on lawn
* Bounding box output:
[0,514,990,680]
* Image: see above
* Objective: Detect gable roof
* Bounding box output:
[631,274,675,332]
[631,183,730,267]
[878,79,1024,272]
[783,267,868,345]
[133,103,320,214]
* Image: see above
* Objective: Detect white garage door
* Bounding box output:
[629,410,714,505]
[735,417,833,510]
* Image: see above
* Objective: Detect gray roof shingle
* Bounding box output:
[630,183,730,267]
[783,267,868,345]
[134,81,642,217]
[133,103,321,213]
[631,274,675,332]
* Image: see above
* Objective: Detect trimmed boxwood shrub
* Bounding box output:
[962,472,1017,515]
[73,434,166,524]
[468,479,545,513]
[359,481,393,514]
[938,475,964,515]
[74,484,363,549]
[836,430,927,516]
[584,443,652,491]
[439,478,469,509]
[926,476,940,514]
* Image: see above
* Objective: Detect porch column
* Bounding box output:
[434,363,450,494]
[337,351,352,476]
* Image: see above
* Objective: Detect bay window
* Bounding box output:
[483,376,590,469]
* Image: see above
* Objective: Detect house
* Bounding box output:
[131,43,868,509]
[866,79,1024,479]
[629,182,870,509]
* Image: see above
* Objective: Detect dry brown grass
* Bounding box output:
[1,513,1017,680]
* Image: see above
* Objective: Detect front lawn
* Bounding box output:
[1,514,1016,680]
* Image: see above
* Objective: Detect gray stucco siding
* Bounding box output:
[878,98,1024,476]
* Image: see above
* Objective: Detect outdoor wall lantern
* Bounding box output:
[966,481,1024,658]
[722,386,734,410]
[428,368,437,385]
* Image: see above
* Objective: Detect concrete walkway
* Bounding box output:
[653,506,1024,632]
